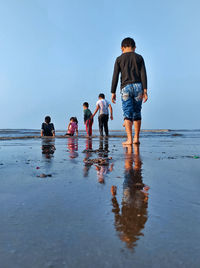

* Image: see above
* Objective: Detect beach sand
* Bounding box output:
[0,132,200,268]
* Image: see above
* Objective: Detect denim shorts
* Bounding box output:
[121,83,143,121]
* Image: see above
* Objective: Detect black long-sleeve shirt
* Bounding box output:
[111,52,147,93]
[41,122,55,136]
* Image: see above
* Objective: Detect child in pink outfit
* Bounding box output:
[66,117,78,136]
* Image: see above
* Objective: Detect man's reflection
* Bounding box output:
[83,138,93,177]
[67,138,78,159]
[41,138,56,159]
[111,144,149,249]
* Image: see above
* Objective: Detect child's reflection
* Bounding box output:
[111,144,149,249]
[83,138,93,177]
[95,138,113,183]
[41,139,56,159]
[99,137,109,155]
[95,163,114,184]
[67,138,78,159]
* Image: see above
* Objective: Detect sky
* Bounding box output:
[0,0,199,130]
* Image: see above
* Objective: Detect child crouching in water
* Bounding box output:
[66,117,78,136]
[41,116,55,137]
[83,102,93,137]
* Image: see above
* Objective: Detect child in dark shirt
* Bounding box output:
[83,102,93,137]
[111,37,148,145]
[41,116,55,137]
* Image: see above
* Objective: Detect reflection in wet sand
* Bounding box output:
[95,163,114,184]
[41,138,56,159]
[83,138,93,177]
[67,138,78,159]
[112,144,149,249]
[95,138,113,184]
[98,137,109,157]
[83,138,113,181]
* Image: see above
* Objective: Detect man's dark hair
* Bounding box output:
[99,93,105,99]
[121,37,135,48]
[45,116,51,124]
[70,117,74,121]
[83,102,89,108]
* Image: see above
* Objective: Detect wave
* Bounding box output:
[0,129,199,140]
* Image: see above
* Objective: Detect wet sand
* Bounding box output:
[0,134,200,268]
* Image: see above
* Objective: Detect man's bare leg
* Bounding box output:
[133,120,141,144]
[122,119,133,145]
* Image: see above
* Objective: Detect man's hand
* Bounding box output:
[143,90,148,103]
[110,115,113,120]
[111,93,116,104]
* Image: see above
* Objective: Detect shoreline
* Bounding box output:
[0,135,128,140]
[0,129,178,141]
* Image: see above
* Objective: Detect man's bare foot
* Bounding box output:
[122,140,133,145]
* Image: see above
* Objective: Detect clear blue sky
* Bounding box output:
[0,0,199,130]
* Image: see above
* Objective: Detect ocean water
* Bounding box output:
[0,128,200,139]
